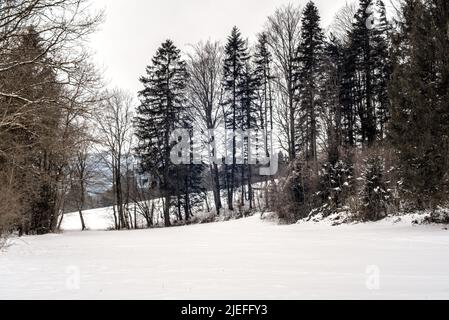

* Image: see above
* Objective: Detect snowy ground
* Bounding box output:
[1,213,449,299]
[59,206,118,231]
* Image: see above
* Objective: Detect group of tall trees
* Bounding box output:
[136,0,392,224]
[2,0,448,241]
[0,1,150,237]
[0,0,103,239]
[135,0,449,225]
[274,0,449,222]
[389,0,449,211]
[134,27,280,225]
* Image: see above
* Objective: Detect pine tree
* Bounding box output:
[296,1,325,170]
[340,39,358,148]
[351,0,376,146]
[359,155,389,221]
[350,0,391,146]
[135,40,189,227]
[389,0,449,210]
[239,61,260,208]
[222,27,250,211]
[0,28,63,235]
[322,34,345,163]
[371,0,392,140]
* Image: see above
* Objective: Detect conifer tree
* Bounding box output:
[371,0,392,140]
[350,0,391,146]
[239,61,259,208]
[222,27,250,211]
[322,34,344,164]
[296,1,325,170]
[359,155,389,221]
[389,0,449,210]
[0,28,63,235]
[135,40,189,226]
[340,40,358,148]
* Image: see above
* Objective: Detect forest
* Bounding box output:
[1,0,449,248]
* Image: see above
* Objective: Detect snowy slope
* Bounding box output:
[1,215,449,299]
[60,206,117,231]
[59,184,267,231]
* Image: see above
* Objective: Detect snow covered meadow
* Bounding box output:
[1,207,449,300]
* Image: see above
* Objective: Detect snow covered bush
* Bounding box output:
[318,160,354,216]
[358,155,391,221]
[424,207,449,224]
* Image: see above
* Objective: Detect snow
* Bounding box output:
[59,207,117,231]
[1,213,449,299]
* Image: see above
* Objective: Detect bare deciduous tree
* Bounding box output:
[95,90,134,230]
[265,4,302,161]
[0,0,103,127]
[0,0,103,236]
[186,41,224,215]
[66,130,102,231]
[329,1,358,44]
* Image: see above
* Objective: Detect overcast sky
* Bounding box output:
[89,0,351,96]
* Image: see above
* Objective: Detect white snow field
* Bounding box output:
[1,213,449,300]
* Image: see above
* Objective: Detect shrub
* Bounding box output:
[358,155,391,221]
[318,160,354,216]
[270,159,317,223]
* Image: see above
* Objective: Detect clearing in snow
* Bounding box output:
[1,214,449,299]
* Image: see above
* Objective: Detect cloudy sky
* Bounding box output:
[89,0,351,96]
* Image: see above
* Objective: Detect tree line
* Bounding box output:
[270,0,449,223]
[1,0,448,245]
[134,0,449,225]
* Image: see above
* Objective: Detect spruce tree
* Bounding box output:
[340,39,358,148]
[0,28,62,235]
[389,0,449,210]
[135,40,189,227]
[296,1,325,169]
[239,61,259,208]
[371,0,392,140]
[222,27,250,211]
[350,0,391,146]
[359,155,389,221]
[322,34,345,164]
[351,0,376,146]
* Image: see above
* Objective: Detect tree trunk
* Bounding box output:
[184,192,190,221]
[134,203,137,229]
[163,195,171,227]
[247,164,253,210]
[211,163,222,214]
[177,195,183,221]
[78,210,86,231]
